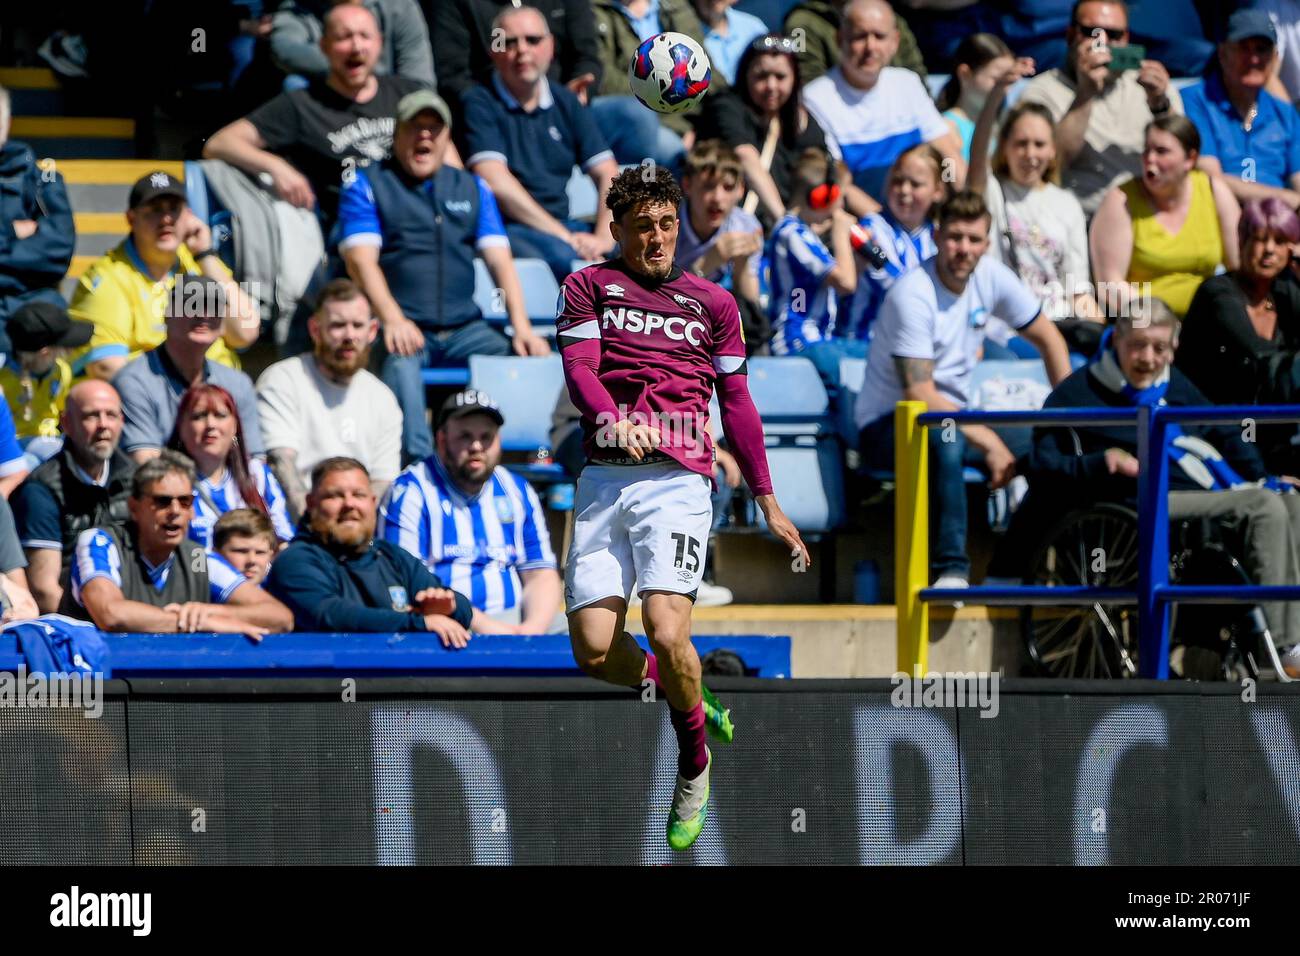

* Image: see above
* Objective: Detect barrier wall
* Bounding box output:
[3,678,1298,865]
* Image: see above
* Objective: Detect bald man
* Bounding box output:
[204,2,442,232]
[11,380,138,613]
[802,0,965,206]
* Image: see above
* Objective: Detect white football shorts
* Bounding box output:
[565,460,714,612]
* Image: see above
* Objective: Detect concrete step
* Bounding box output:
[61,161,185,213]
[12,117,135,160]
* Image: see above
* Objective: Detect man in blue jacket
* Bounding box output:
[265,455,475,643]
[0,86,75,359]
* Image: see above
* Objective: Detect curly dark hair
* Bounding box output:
[605,164,684,222]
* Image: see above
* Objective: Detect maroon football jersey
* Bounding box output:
[556,260,750,479]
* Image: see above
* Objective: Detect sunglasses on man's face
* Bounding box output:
[501,34,547,50]
[150,494,195,510]
[1075,22,1128,43]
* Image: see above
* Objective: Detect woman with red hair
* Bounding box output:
[167,383,293,550]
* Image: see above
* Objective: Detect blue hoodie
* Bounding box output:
[265,522,473,633]
[0,140,75,316]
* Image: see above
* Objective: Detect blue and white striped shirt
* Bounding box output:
[844,211,936,342]
[70,527,247,609]
[767,214,838,355]
[188,458,294,550]
[380,457,556,616]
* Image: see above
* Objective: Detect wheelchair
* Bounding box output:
[1020,501,1290,681]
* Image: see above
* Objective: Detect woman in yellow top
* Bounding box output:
[1090,115,1240,317]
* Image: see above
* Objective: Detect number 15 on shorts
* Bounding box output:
[671,532,701,581]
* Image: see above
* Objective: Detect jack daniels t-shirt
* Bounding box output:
[246,75,427,225]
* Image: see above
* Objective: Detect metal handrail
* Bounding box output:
[894,401,1300,679]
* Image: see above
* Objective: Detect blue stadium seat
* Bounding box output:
[566,166,599,222]
[514,258,562,329]
[468,354,567,483]
[735,0,800,31]
[745,358,844,534]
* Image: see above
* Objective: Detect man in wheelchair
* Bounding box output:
[991,299,1300,679]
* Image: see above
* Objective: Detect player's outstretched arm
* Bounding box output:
[715,368,809,568]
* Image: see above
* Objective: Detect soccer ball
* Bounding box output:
[628,32,712,114]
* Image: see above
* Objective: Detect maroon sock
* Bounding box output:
[669,700,709,779]
[642,649,664,694]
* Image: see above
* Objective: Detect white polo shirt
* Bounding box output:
[802,66,950,200]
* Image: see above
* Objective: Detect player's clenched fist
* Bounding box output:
[602,418,662,461]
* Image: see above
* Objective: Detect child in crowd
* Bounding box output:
[677,139,763,304]
[213,508,280,586]
[0,302,93,468]
[765,148,859,399]
[845,143,949,342]
[935,33,1016,163]
[968,57,1103,356]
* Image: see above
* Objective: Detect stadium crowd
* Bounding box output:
[1,0,1299,677]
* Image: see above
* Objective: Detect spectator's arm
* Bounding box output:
[517,567,562,634]
[472,158,572,240]
[1088,186,1135,309]
[341,244,410,333]
[588,156,620,252]
[0,404,26,498]
[390,0,436,86]
[894,355,1008,458]
[481,244,547,351]
[1018,313,1072,386]
[0,573,38,623]
[825,210,857,296]
[24,548,62,614]
[269,8,329,79]
[78,576,184,632]
[734,144,786,222]
[0,469,27,500]
[266,549,428,632]
[267,448,308,522]
[202,118,317,210]
[1198,153,1300,209]
[1210,173,1241,271]
[0,169,75,279]
[223,578,295,632]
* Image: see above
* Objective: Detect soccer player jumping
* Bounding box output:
[557,166,808,850]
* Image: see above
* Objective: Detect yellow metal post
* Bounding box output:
[894,401,929,676]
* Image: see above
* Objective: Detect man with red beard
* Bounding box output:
[257,279,403,521]
[265,456,474,641]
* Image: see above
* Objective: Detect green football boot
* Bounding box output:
[666,749,711,851]
[701,684,734,744]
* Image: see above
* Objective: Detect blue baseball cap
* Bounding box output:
[1225,8,1277,44]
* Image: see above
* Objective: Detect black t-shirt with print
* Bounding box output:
[246,75,426,225]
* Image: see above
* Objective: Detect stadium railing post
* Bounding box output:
[1136,404,1172,679]
[895,400,929,676]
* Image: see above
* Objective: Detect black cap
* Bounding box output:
[128,170,187,210]
[8,301,94,352]
[436,389,505,430]
[1225,8,1277,44]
